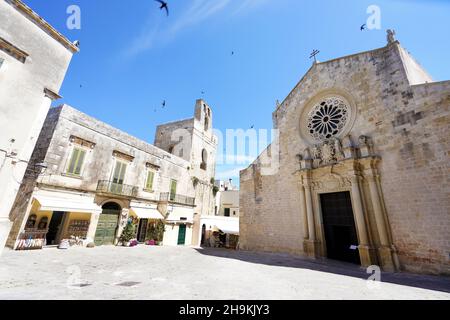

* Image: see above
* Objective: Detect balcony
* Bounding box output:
[96,180,138,198]
[160,192,195,206]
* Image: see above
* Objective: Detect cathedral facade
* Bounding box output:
[239,32,450,275]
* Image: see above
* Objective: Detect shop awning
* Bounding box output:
[130,207,164,220]
[34,194,101,214]
[213,219,239,235]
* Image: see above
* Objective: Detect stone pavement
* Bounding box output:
[0,246,448,300]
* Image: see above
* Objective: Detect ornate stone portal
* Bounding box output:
[295,135,400,271]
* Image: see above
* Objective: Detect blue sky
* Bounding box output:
[24,0,450,183]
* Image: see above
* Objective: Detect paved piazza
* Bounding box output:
[0,246,448,300]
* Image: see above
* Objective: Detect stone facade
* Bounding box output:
[214,180,239,217]
[240,34,450,275]
[7,100,217,249]
[0,0,77,254]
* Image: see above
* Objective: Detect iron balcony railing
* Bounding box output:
[160,192,195,206]
[97,180,139,198]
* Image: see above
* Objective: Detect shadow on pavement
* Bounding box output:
[194,247,450,293]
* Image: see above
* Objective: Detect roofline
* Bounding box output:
[274,42,396,114]
[156,117,194,127]
[54,104,191,167]
[7,0,79,53]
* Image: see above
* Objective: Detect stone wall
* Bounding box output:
[0,0,76,253]
[240,40,450,275]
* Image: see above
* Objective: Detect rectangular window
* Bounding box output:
[170,179,177,201]
[67,147,86,176]
[112,161,127,185]
[0,58,4,69]
[145,171,155,190]
[224,208,230,217]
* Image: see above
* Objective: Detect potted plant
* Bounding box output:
[119,223,135,246]
[146,221,165,245]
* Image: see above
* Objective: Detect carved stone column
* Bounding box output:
[87,212,100,241]
[350,174,376,267]
[299,176,309,240]
[303,172,319,258]
[364,159,398,271]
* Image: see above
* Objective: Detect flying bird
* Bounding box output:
[360,24,366,31]
[201,91,205,95]
[250,125,254,129]
[162,100,166,108]
[155,0,169,16]
[231,51,234,55]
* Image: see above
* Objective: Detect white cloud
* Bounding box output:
[124,0,231,57]
[169,0,231,35]
[123,0,269,57]
[233,0,270,15]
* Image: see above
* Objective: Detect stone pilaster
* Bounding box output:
[350,174,376,267]
[303,172,319,258]
[364,159,398,272]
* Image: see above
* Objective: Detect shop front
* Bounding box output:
[129,202,165,243]
[14,190,101,250]
[200,216,239,249]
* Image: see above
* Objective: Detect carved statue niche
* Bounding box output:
[358,135,374,157]
[298,148,313,170]
[342,135,356,159]
[332,137,345,161]
[321,140,335,165]
[311,145,322,167]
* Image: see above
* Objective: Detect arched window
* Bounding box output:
[201,149,207,170]
[204,116,209,131]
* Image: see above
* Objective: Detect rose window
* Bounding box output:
[307,97,349,141]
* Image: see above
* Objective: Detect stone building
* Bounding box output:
[7,100,217,249]
[199,179,240,248]
[214,179,239,217]
[0,0,77,253]
[240,32,450,275]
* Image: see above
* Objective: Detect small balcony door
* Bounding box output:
[111,161,127,193]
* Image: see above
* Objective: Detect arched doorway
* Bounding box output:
[201,224,206,246]
[94,202,121,246]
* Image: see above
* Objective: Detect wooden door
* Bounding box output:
[320,192,360,264]
[177,224,186,245]
[94,209,120,245]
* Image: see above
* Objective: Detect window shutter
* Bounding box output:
[146,171,154,190]
[74,149,86,175]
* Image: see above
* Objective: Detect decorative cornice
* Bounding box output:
[44,88,62,101]
[69,135,96,149]
[113,150,135,162]
[7,0,79,53]
[146,162,160,170]
[0,36,28,63]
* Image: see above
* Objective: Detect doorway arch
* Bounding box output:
[94,202,121,246]
[201,224,206,246]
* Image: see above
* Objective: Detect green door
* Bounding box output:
[95,209,120,245]
[177,224,186,245]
